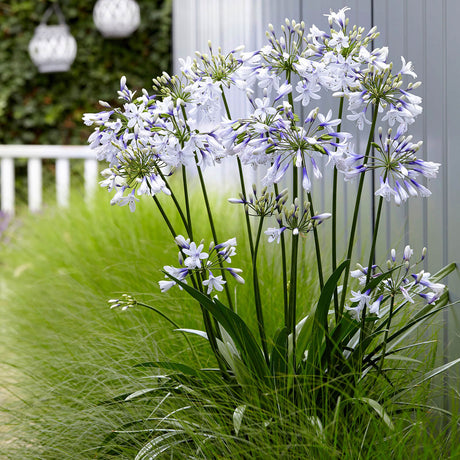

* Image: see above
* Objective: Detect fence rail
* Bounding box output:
[0,145,97,215]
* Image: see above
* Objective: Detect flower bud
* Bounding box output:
[421,247,427,260]
[99,100,111,108]
[403,245,413,261]
[391,248,396,261]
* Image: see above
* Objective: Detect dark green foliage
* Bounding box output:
[0,0,172,145]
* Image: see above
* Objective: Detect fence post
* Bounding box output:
[1,157,15,215]
[56,158,70,207]
[28,158,42,212]
[84,158,98,203]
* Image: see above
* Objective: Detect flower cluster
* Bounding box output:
[265,199,331,243]
[108,294,137,311]
[347,245,445,320]
[340,126,439,205]
[84,7,434,213]
[228,185,288,217]
[159,236,244,294]
[228,104,352,192]
[83,69,233,211]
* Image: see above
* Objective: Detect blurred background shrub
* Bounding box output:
[0,0,172,145]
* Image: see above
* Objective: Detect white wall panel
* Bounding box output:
[172,0,460,389]
[445,0,460,379]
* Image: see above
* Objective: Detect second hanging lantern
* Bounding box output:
[93,0,141,39]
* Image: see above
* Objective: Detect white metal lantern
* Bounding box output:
[93,0,141,39]
[28,4,77,73]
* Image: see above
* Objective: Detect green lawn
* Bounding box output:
[0,188,458,459]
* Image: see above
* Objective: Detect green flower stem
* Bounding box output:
[366,195,384,285]
[307,191,324,290]
[358,196,385,358]
[220,87,255,257]
[332,97,345,322]
[156,167,192,238]
[237,157,255,256]
[274,183,288,319]
[288,164,299,372]
[339,98,380,319]
[287,70,301,373]
[178,107,194,240]
[221,87,267,360]
[253,216,269,363]
[153,195,177,239]
[182,165,194,240]
[287,70,295,108]
[288,233,299,373]
[378,294,395,375]
[196,165,234,311]
[220,85,232,120]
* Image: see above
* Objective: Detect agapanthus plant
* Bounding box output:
[85,8,458,458]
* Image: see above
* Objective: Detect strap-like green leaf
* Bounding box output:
[305,260,349,374]
[430,262,457,282]
[134,361,203,378]
[364,301,454,365]
[270,327,288,377]
[390,357,460,400]
[169,275,271,385]
[352,397,394,430]
[233,405,247,435]
[330,313,359,347]
[295,315,314,367]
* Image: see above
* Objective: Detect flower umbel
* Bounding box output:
[159,236,244,294]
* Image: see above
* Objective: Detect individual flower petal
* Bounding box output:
[203,272,226,294]
[368,295,383,316]
[264,227,286,243]
[183,242,209,269]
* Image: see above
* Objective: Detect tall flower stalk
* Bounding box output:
[84,8,456,454]
[339,99,380,319]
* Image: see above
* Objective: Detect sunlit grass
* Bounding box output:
[0,187,458,459]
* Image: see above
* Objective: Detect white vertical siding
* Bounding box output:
[172,0,460,378]
[445,0,460,372]
[372,0,460,384]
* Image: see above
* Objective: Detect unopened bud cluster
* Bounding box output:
[277,199,331,237]
[192,42,243,87]
[229,185,288,217]
[152,71,191,103]
[264,19,310,74]
[108,294,137,311]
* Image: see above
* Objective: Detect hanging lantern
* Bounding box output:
[93,0,141,39]
[28,3,77,73]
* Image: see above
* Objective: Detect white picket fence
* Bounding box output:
[0,145,98,215]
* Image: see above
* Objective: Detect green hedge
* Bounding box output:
[0,0,172,145]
